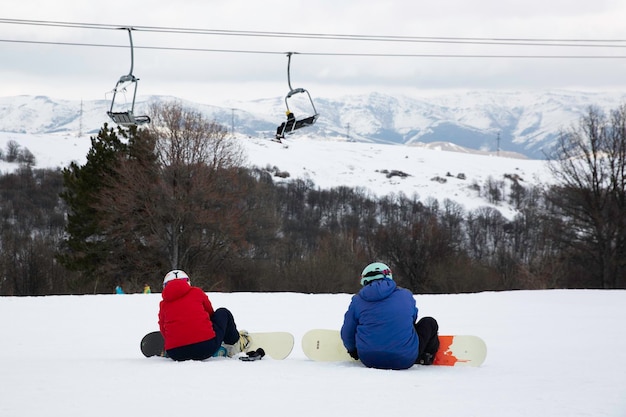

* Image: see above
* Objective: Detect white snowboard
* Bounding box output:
[301,329,487,366]
[245,331,294,360]
[141,331,294,360]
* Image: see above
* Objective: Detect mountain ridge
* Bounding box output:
[1,90,625,158]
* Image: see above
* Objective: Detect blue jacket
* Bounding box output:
[341,278,419,370]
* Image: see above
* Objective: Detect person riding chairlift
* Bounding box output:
[275,111,296,140]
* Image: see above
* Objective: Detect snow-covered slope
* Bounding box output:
[1,290,625,417]
[0,131,551,219]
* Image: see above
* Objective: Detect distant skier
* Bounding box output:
[115,285,125,294]
[158,270,250,361]
[143,284,151,294]
[340,262,440,370]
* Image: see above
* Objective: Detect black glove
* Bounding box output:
[348,349,359,360]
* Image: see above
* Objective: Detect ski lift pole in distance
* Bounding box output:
[275,52,319,140]
[107,27,150,128]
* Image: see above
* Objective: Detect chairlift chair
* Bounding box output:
[276,53,319,139]
[107,28,150,128]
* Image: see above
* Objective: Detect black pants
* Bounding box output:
[167,307,240,361]
[414,316,439,363]
[276,119,296,137]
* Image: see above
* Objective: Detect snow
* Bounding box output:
[0,132,553,219]
[240,136,550,217]
[1,290,625,416]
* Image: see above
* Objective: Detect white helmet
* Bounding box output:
[163,269,190,287]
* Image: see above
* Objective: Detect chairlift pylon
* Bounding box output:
[106,28,150,128]
[275,52,319,140]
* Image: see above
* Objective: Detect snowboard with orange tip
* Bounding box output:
[302,329,486,367]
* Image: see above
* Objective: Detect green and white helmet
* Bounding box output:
[360,262,393,285]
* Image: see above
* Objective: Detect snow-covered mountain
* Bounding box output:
[2,90,626,158]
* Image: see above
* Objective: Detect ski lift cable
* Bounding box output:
[2,17,626,48]
[2,38,626,59]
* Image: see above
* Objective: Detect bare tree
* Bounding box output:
[96,101,250,289]
[547,105,626,288]
[5,140,20,163]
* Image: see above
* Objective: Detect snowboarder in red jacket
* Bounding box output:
[158,270,249,361]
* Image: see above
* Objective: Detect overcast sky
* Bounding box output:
[2,0,626,106]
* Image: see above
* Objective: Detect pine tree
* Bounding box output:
[58,124,129,291]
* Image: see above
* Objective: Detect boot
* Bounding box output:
[224,330,251,357]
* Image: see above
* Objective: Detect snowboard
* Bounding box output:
[301,329,487,367]
[141,331,295,360]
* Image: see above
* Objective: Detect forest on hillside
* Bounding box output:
[1,102,624,295]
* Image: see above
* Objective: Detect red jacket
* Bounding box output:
[158,279,216,350]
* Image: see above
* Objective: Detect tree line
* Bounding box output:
[1,101,624,295]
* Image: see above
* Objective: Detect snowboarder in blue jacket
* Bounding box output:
[340,262,440,370]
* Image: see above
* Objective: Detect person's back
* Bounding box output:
[341,277,418,370]
[158,269,249,361]
[159,278,216,350]
[341,261,439,370]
